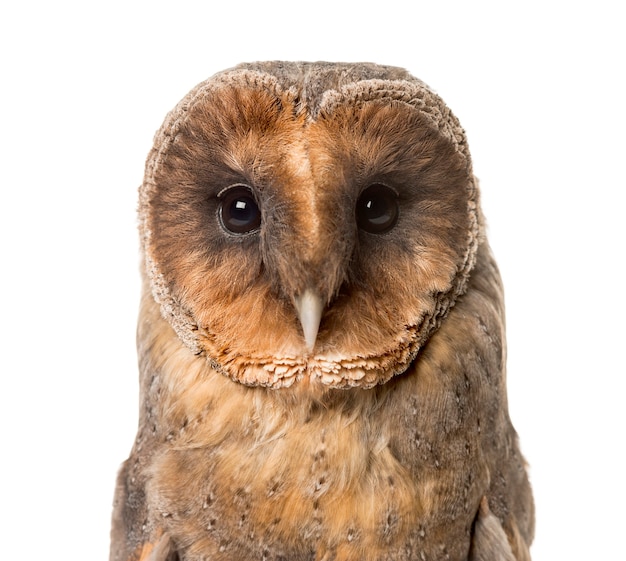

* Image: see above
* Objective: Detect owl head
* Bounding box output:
[139,61,480,390]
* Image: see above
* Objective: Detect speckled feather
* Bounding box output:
[110,62,534,561]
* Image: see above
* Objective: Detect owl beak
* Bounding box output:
[294,289,324,352]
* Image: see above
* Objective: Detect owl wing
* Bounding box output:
[469,497,531,561]
[110,458,177,561]
[133,532,175,561]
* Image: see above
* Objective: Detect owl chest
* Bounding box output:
[150,390,483,561]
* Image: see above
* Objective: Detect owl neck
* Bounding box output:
[136,283,394,447]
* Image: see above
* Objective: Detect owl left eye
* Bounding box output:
[356,184,399,234]
[218,185,261,234]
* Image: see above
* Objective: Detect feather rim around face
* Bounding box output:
[138,62,481,389]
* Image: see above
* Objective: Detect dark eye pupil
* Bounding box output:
[356,184,399,233]
[219,186,261,234]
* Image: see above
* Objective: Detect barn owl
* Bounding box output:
[110,61,534,561]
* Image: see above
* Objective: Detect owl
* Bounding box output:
[110,62,534,561]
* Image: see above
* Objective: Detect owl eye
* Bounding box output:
[218,185,261,234]
[356,184,399,234]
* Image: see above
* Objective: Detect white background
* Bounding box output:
[1,2,623,559]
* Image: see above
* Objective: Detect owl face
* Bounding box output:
[140,63,479,389]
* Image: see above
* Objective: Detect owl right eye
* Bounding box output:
[356,183,399,234]
[218,185,261,234]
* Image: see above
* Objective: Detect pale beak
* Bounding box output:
[294,289,324,352]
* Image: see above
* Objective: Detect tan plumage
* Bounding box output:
[110,61,534,561]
